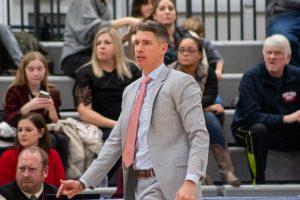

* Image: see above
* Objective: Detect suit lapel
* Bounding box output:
[145,65,169,129]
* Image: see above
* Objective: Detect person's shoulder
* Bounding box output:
[244,62,263,77]
[167,68,196,85]
[76,64,93,75]
[43,182,58,194]
[48,148,60,156]
[0,181,15,192]
[6,85,25,93]
[286,64,300,75]
[176,26,189,36]
[168,67,189,78]
[0,148,17,158]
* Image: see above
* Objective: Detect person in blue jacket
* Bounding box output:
[231,34,300,184]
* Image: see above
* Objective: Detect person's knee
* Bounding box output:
[250,123,268,140]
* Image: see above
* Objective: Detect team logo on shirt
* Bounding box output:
[282,91,297,103]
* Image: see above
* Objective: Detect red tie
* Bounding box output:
[122,75,152,168]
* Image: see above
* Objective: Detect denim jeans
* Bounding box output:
[0,24,23,67]
[267,11,300,67]
[204,111,226,147]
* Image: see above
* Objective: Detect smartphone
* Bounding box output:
[39,91,50,98]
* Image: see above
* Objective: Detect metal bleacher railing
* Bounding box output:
[5,0,265,41]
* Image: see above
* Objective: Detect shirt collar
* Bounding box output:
[142,63,164,81]
[21,184,43,199]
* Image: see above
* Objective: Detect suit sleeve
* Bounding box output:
[174,75,210,178]
[80,91,125,188]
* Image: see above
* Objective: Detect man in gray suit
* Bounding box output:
[57,21,209,200]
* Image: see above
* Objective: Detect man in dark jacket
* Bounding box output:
[231,34,300,184]
[0,147,57,200]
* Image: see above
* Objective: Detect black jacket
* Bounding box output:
[231,62,300,133]
[0,181,57,200]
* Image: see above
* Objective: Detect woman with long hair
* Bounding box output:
[0,113,65,187]
[74,27,141,187]
[3,51,69,170]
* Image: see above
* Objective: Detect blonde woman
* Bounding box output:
[73,27,141,187]
[74,27,141,140]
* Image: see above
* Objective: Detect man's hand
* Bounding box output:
[175,180,197,200]
[283,110,300,123]
[56,180,84,199]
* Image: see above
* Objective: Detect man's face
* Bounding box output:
[263,45,290,77]
[16,152,48,194]
[134,31,167,73]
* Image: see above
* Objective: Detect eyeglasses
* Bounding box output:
[178,48,198,54]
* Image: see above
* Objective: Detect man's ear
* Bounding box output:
[161,42,168,54]
[43,165,49,179]
[285,54,291,65]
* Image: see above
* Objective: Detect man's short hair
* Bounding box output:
[19,147,48,169]
[136,21,170,42]
[263,34,291,57]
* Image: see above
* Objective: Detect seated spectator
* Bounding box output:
[61,0,140,78]
[0,24,23,74]
[0,113,65,187]
[3,51,69,169]
[73,27,141,185]
[266,0,300,67]
[169,36,240,186]
[231,34,300,184]
[148,0,190,65]
[0,147,57,200]
[182,16,224,80]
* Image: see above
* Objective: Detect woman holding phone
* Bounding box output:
[3,51,69,170]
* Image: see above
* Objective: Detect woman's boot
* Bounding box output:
[211,144,241,186]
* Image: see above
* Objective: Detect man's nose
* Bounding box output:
[23,169,30,177]
[135,44,143,52]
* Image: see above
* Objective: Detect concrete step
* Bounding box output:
[214,41,263,73]
[218,73,242,108]
[84,185,300,197]
[208,147,300,183]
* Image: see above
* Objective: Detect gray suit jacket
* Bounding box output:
[80,64,209,199]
